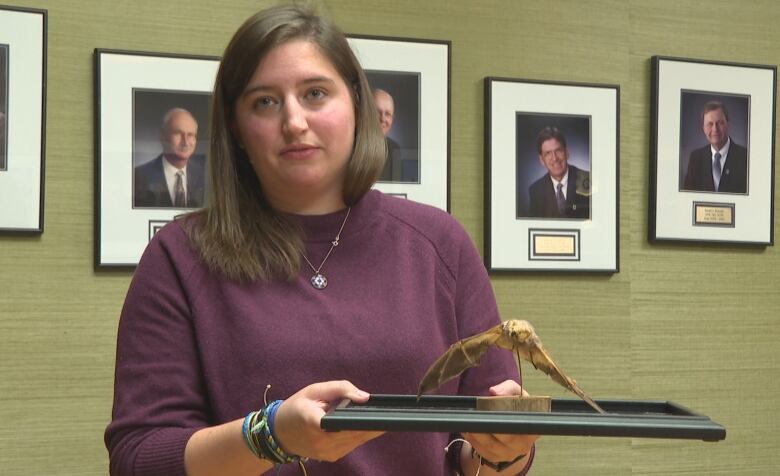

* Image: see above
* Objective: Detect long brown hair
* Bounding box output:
[186,4,385,282]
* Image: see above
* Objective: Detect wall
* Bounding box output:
[0,1,777,474]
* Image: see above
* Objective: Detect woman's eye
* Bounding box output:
[254,96,277,109]
[307,88,326,100]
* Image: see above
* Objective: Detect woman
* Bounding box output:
[105,5,537,475]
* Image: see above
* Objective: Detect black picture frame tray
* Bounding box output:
[321,394,725,442]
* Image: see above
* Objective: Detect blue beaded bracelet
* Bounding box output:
[242,400,306,467]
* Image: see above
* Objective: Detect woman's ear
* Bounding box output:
[352,81,361,104]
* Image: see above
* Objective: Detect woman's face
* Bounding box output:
[232,39,356,214]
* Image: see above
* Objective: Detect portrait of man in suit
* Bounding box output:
[682,100,748,194]
[366,71,420,183]
[527,126,590,219]
[373,88,403,182]
[133,107,206,208]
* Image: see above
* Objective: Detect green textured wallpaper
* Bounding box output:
[0,1,778,475]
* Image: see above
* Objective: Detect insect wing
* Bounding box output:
[417,326,502,397]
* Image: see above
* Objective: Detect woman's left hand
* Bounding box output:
[462,380,539,464]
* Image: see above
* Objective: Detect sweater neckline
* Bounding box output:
[287,189,380,243]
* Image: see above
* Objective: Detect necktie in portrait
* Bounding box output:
[712,152,722,191]
[556,182,566,213]
[174,171,186,207]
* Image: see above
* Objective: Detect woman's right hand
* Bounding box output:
[273,380,384,462]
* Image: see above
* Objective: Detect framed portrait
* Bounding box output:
[95,49,219,267]
[0,6,46,233]
[649,56,776,245]
[347,34,450,211]
[485,77,619,272]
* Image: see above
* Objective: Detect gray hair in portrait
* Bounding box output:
[367,71,421,183]
[678,90,749,193]
[132,89,210,168]
[515,113,591,219]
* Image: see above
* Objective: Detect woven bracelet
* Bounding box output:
[242,400,307,467]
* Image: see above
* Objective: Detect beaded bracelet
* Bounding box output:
[242,399,308,474]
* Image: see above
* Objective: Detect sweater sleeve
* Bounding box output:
[449,221,520,396]
[104,224,208,476]
[447,220,536,476]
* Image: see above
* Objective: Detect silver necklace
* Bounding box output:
[301,207,351,290]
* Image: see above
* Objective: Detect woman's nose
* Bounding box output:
[281,99,308,136]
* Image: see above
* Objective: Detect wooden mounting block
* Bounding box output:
[476,396,552,412]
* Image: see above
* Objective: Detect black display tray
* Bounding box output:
[321,394,726,442]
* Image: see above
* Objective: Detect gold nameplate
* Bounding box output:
[693,202,735,227]
[534,234,576,256]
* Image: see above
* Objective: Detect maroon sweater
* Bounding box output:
[105,190,531,475]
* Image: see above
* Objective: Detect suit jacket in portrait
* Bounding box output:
[133,154,207,208]
[378,136,402,182]
[528,164,591,219]
[683,140,747,194]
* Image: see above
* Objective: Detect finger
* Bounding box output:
[489,379,523,396]
[305,380,371,404]
[520,387,530,397]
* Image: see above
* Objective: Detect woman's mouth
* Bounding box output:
[280,143,319,159]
